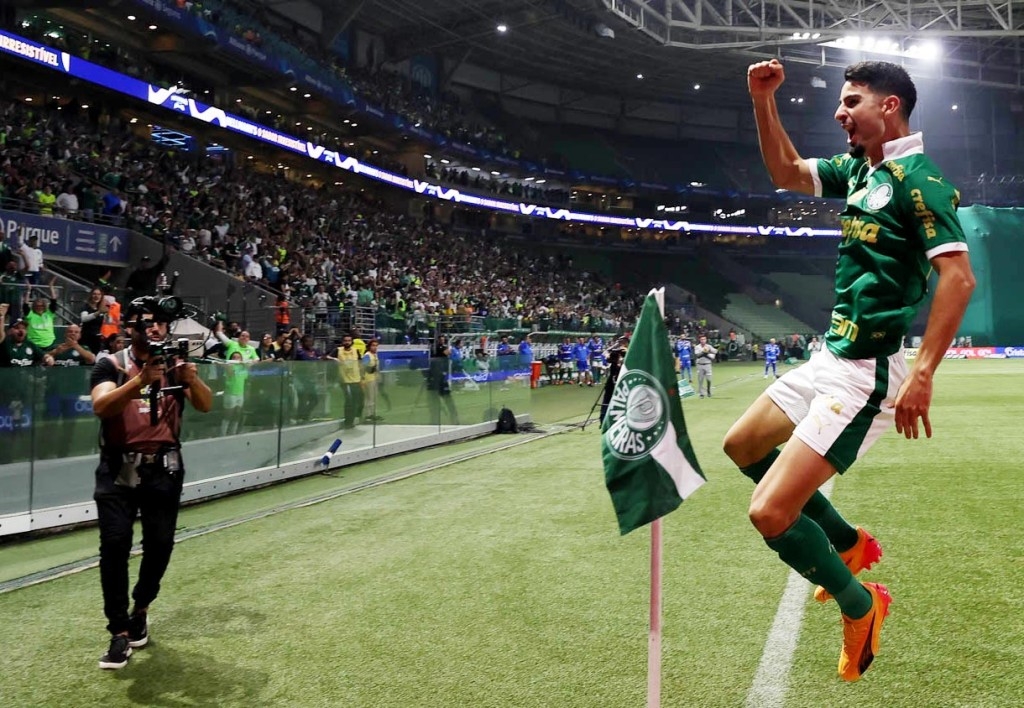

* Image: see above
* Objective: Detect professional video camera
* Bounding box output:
[124,295,196,363]
[147,338,191,363]
[125,295,190,324]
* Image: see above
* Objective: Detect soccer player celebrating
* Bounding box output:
[723,59,976,681]
[763,337,780,379]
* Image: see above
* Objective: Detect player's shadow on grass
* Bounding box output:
[115,643,268,707]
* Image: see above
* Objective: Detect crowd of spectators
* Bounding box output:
[425,163,571,205]
[0,95,639,368]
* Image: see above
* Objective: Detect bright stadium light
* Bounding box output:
[496,23,508,34]
[820,35,942,60]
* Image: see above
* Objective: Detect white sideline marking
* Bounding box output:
[745,478,835,708]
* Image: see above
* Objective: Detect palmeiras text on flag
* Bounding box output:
[601,289,705,534]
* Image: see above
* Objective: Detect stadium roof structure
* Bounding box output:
[307,0,1024,102]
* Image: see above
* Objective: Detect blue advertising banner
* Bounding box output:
[1,210,130,266]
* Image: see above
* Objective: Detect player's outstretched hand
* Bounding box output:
[892,371,933,440]
[748,59,786,97]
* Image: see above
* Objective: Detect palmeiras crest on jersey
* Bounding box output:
[604,370,669,460]
[865,183,893,211]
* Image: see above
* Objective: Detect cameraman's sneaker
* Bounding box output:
[815,527,883,603]
[99,635,132,670]
[127,612,149,648]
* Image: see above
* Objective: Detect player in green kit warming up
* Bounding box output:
[723,60,976,680]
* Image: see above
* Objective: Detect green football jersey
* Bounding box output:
[2,339,43,367]
[51,347,91,367]
[814,143,967,358]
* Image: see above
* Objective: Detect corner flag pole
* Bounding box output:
[647,517,663,708]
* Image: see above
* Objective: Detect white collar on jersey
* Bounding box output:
[881,131,924,161]
[866,131,923,175]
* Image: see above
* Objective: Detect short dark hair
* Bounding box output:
[844,61,917,120]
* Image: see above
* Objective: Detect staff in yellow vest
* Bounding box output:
[361,339,382,422]
[335,334,362,429]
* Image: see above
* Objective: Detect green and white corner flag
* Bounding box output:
[601,288,705,535]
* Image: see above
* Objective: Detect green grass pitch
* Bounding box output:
[0,359,1021,707]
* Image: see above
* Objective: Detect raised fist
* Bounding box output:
[748,59,786,97]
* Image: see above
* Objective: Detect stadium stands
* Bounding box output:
[0,93,641,343]
[721,292,817,341]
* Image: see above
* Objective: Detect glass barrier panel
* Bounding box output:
[178,361,288,481]
[0,368,36,518]
[277,361,364,467]
[28,366,98,510]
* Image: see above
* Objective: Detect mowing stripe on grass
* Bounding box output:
[0,428,568,596]
[745,477,835,708]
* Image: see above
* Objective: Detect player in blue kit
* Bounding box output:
[557,337,574,385]
[763,337,781,379]
[588,335,606,384]
[675,336,692,382]
[573,337,592,386]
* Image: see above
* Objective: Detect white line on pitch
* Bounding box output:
[745,478,835,708]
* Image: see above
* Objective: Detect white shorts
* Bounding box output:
[767,347,907,473]
[223,393,245,409]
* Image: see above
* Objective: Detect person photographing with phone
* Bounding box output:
[89,296,212,670]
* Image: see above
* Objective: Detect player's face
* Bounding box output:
[835,82,891,158]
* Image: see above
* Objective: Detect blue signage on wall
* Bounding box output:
[0,209,130,266]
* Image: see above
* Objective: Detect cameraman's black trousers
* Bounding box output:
[94,458,183,635]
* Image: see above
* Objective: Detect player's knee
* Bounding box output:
[722,426,754,467]
[748,496,795,538]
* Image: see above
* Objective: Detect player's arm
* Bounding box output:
[747,60,815,195]
[914,252,975,380]
[894,251,975,439]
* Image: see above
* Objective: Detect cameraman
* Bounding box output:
[89,297,212,670]
[599,335,629,424]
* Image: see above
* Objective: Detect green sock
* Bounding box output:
[765,515,873,618]
[802,492,860,553]
[739,448,780,484]
[740,450,860,553]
